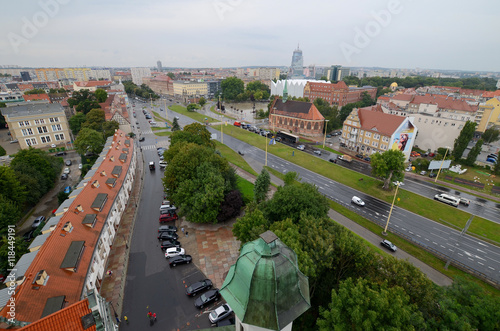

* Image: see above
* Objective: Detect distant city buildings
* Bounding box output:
[130,67,151,85]
[157,60,162,72]
[303,81,377,108]
[236,67,280,81]
[271,79,327,99]
[289,45,304,79]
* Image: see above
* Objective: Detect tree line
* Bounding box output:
[232,173,500,330]
[123,81,159,100]
[220,77,270,102]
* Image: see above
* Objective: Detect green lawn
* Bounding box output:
[154,131,172,137]
[214,141,258,176]
[210,124,500,243]
[237,176,254,203]
[169,105,218,123]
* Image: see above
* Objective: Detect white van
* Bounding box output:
[150,121,157,127]
[434,193,459,207]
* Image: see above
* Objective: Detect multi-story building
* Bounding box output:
[289,45,304,79]
[271,79,327,99]
[475,97,500,133]
[88,69,112,81]
[142,75,174,96]
[172,80,208,102]
[73,80,112,92]
[113,71,132,82]
[1,103,72,150]
[34,68,111,82]
[20,71,31,81]
[326,65,351,82]
[269,95,325,137]
[35,68,67,81]
[0,130,135,327]
[130,67,151,86]
[303,81,377,108]
[341,104,417,159]
[207,80,222,99]
[157,60,162,72]
[0,91,24,103]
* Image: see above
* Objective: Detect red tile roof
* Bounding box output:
[23,94,51,102]
[74,81,112,88]
[482,90,500,98]
[358,106,405,136]
[271,97,324,121]
[0,130,133,323]
[18,298,96,331]
[392,94,414,101]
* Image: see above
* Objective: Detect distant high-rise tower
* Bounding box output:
[289,45,304,79]
[157,61,162,72]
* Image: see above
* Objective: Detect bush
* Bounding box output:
[0,145,6,156]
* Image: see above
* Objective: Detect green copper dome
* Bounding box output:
[220,231,310,330]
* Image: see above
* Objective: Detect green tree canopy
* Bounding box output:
[187,103,198,111]
[0,145,6,157]
[167,72,175,79]
[198,97,206,107]
[0,166,27,206]
[481,127,500,144]
[82,109,106,132]
[94,88,108,103]
[102,121,120,138]
[452,121,477,160]
[253,168,270,203]
[465,139,483,166]
[221,77,244,100]
[24,88,46,95]
[0,194,22,235]
[68,112,87,135]
[171,117,181,131]
[74,127,105,155]
[370,149,406,190]
[246,80,270,93]
[232,202,269,244]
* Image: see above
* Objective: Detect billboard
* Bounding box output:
[391,119,416,154]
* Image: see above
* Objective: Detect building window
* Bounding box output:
[19,120,30,127]
[364,139,369,144]
[34,119,46,124]
[52,124,62,131]
[49,117,60,123]
[55,133,65,141]
[26,138,37,146]
[37,126,48,134]
[21,128,33,136]
[348,126,351,132]
[40,136,51,143]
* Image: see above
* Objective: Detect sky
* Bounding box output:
[0,0,499,72]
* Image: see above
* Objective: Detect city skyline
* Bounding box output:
[1,0,499,72]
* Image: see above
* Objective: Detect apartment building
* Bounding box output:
[341,104,416,160]
[1,103,71,150]
[73,80,112,92]
[172,80,208,101]
[475,97,500,133]
[142,75,174,96]
[130,67,151,85]
[303,81,377,108]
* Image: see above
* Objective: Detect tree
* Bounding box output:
[452,121,477,160]
[102,121,120,138]
[317,278,424,330]
[0,102,6,129]
[494,152,500,175]
[262,182,329,224]
[370,149,406,190]
[465,139,483,166]
[283,171,300,186]
[254,169,270,203]
[24,88,45,95]
[167,72,175,80]
[0,145,5,157]
[481,127,500,144]
[0,236,28,276]
[320,76,328,81]
[0,194,22,235]
[182,123,214,147]
[94,88,108,103]
[68,112,87,135]
[221,77,244,100]
[74,128,105,155]
[82,109,105,132]
[232,203,269,244]
[360,91,375,107]
[171,117,181,131]
[246,81,270,94]
[187,103,198,111]
[217,190,243,222]
[338,102,362,124]
[198,97,206,107]
[0,166,27,206]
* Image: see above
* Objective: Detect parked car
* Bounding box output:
[419,170,427,176]
[23,230,35,242]
[165,247,185,258]
[64,186,71,194]
[65,160,72,166]
[55,151,66,156]
[194,289,220,309]
[32,216,45,228]
[364,157,371,162]
[169,255,192,267]
[158,231,179,241]
[355,154,364,159]
[209,304,233,324]
[428,153,436,157]
[9,139,19,144]
[405,165,413,172]
[160,241,181,250]
[159,161,167,168]
[160,208,177,215]
[297,145,305,151]
[329,158,337,163]
[158,225,177,233]
[313,150,321,155]
[380,239,397,252]
[351,196,365,206]
[61,173,68,180]
[79,163,83,170]
[186,279,213,297]
[428,172,437,178]
[63,167,71,174]
[139,136,145,142]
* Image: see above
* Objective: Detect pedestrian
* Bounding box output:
[107,270,113,276]
[186,231,189,237]
[124,316,128,324]
[153,313,157,322]
[181,227,185,234]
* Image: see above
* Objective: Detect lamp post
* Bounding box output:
[220,115,224,144]
[435,147,449,182]
[382,181,402,235]
[322,119,330,149]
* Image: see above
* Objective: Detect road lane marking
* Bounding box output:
[489,266,495,270]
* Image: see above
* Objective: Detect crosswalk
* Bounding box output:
[141,141,169,150]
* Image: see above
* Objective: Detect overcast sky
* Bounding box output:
[1,0,498,72]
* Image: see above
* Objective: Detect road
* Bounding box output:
[134,99,500,285]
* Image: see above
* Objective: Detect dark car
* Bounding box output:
[32,216,45,228]
[194,289,220,309]
[169,255,192,267]
[329,158,337,163]
[186,279,213,297]
[158,225,177,233]
[238,151,244,156]
[61,173,68,180]
[429,172,437,178]
[161,241,181,250]
[139,137,145,142]
[380,239,397,252]
[355,154,364,159]
[55,151,66,156]
[23,230,35,242]
[158,232,179,241]
[159,213,178,223]
[364,157,371,162]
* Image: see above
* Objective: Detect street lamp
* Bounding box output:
[435,147,449,182]
[382,181,402,235]
[322,119,330,149]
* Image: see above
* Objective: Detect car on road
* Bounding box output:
[459,197,470,206]
[209,304,233,324]
[139,136,145,142]
[380,239,397,252]
[194,289,220,309]
[297,145,305,151]
[169,255,192,267]
[158,231,179,241]
[159,161,167,168]
[10,139,19,144]
[55,151,66,156]
[165,247,185,258]
[158,225,177,232]
[63,167,71,174]
[149,161,155,171]
[61,173,68,180]
[160,208,177,216]
[329,158,337,163]
[32,216,45,228]
[351,196,365,206]
[313,150,321,155]
[79,163,83,170]
[160,241,181,250]
[65,160,72,166]
[434,193,459,207]
[186,279,213,297]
